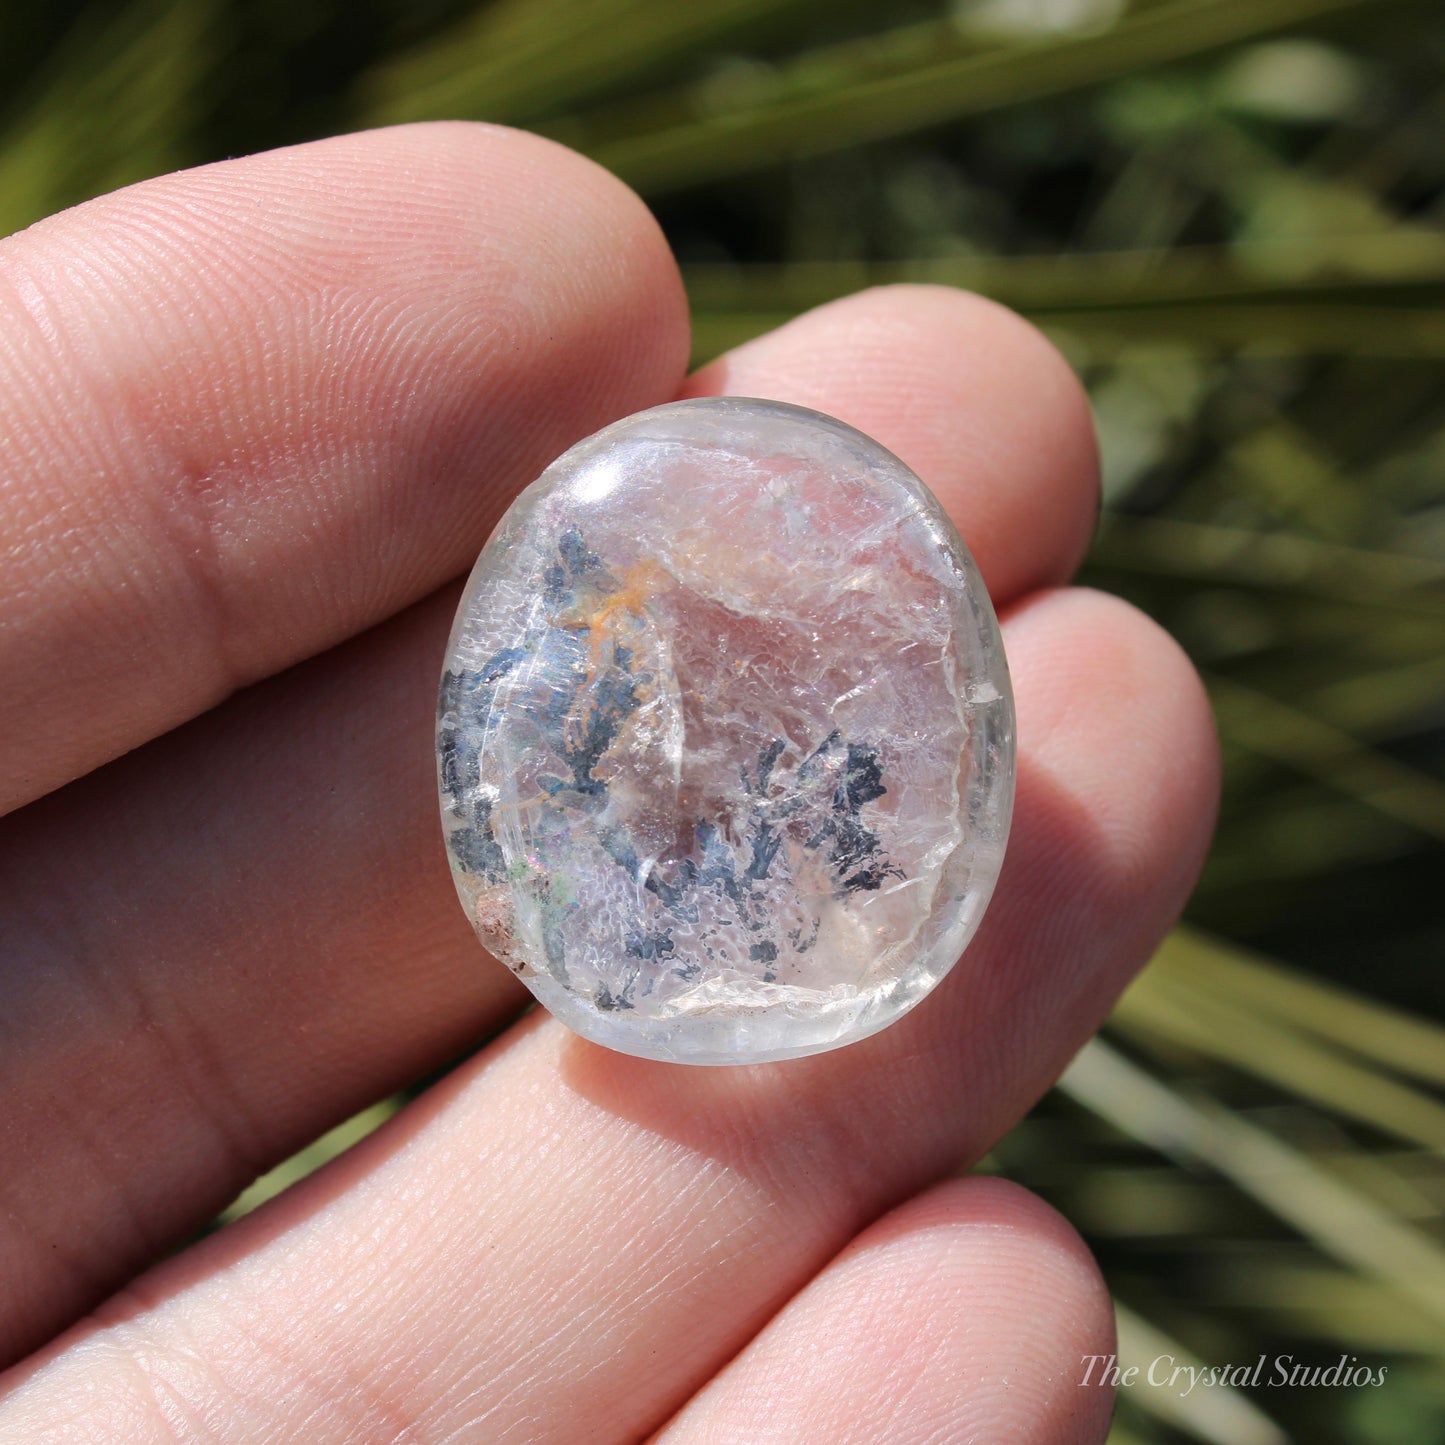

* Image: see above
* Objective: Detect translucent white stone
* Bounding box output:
[438,399,1014,1064]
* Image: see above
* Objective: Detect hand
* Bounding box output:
[0,123,1218,1442]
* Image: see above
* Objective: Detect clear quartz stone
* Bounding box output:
[438,398,1014,1064]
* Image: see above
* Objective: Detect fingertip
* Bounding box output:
[832,1176,1117,1445]
[1005,586,1221,867]
[660,1174,1115,1445]
[855,1175,1113,1340]
[968,587,1219,1068]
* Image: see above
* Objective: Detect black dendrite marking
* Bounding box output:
[446,795,507,881]
[748,939,779,982]
[803,736,904,894]
[595,983,636,1011]
[745,737,787,794]
[556,642,642,797]
[542,526,613,603]
[743,819,784,883]
[788,917,821,954]
[438,646,527,882]
[533,532,651,803]
[842,741,887,811]
[529,635,646,808]
[631,734,904,982]
[626,926,676,962]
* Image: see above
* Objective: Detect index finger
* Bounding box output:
[0,121,689,813]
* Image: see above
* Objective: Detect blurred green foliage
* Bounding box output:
[3,1,1442,1440]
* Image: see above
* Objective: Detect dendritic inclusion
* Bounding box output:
[438,399,1014,1064]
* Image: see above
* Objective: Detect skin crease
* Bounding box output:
[0,123,1219,1441]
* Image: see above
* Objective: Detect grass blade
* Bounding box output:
[1114,965,1445,1151]
[0,0,213,237]
[1153,930,1445,1089]
[1114,1302,1290,1445]
[1060,1038,1445,1327]
[364,0,815,127]
[1089,517,1445,610]
[1208,676,1445,842]
[581,0,1409,194]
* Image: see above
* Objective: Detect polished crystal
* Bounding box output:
[438,399,1014,1064]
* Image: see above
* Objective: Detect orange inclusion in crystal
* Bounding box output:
[567,559,672,668]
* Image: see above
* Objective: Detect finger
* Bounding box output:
[655,1178,1115,1445]
[0,588,1217,1441]
[682,284,1100,602]
[0,121,689,814]
[0,588,512,1369]
[0,289,1104,1365]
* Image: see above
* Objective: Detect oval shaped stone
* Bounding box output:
[438,398,1014,1064]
